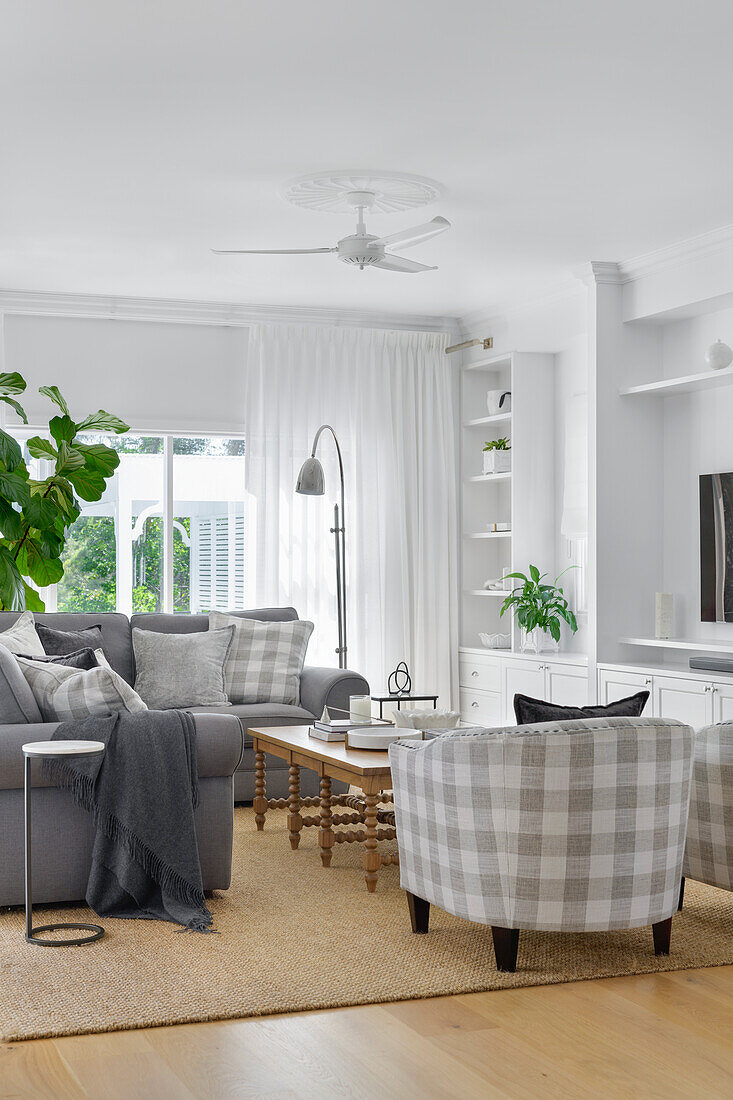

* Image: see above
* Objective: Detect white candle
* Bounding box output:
[655,593,674,639]
[350,695,372,722]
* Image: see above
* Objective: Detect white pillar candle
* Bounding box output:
[655,593,674,639]
[349,695,372,722]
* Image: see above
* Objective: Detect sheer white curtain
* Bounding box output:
[243,323,458,706]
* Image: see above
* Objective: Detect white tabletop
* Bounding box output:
[23,740,106,757]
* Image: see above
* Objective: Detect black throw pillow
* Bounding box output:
[18,647,100,670]
[35,622,104,657]
[513,690,650,726]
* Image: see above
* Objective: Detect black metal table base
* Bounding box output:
[26,922,105,947]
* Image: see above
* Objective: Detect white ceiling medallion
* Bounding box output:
[281,171,442,215]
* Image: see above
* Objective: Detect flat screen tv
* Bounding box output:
[700,472,733,622]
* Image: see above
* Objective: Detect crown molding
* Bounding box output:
[618,222,733,283]
[574,261,624,287]
[0,289,458,334]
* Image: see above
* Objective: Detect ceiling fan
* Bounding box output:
[212,190,450,273]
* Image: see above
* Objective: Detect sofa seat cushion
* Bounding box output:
[187,702,315,746]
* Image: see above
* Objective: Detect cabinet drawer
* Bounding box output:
[458,655,501,692]
[459,687,503,726]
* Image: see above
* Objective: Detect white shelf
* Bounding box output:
[463,412,512,428]
[464,589,510,597]
[466,472,512,483]
[464,531,512,540]
[464,353,512,373]
[620,366,733,397]
[621,636,733,654]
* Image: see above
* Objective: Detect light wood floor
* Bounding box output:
[2,965,732,1099]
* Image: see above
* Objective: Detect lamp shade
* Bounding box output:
[295,455,325,496]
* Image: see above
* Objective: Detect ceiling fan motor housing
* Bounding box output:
[337,233,384,267]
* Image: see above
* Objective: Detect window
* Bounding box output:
[51,434,246,615]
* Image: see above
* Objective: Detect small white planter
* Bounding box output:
[483,449,511,475]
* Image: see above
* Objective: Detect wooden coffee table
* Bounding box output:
[249,725,398,892]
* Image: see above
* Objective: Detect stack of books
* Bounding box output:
[309,716,395,742]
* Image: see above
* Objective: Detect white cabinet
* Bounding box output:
[713,682,733,723]
[502,658,588,723]
[502,660,547,723]
[653,675,712,727]
[459,687,503,726]
[545,663,589,708]
[598,667,654,708]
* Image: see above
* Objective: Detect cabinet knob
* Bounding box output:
[712,686,718,694]
[704,684,712,692]
[644,678,652,686]
[471,701,479,709]
[471,670,478,678]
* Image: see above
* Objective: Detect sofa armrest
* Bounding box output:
[0,714,244,790]
[299,667,369,720]
[0,722,61,790]
[192,713,244,778]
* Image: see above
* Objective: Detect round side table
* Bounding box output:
[23,740,106,947]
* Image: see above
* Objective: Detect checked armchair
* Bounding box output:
[681,720,733,903]
[389,716,694,972]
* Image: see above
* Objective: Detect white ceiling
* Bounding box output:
[2,1,733,319]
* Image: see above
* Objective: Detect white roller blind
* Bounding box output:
[3,314,247,434]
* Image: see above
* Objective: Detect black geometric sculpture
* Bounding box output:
[388,661,412,696]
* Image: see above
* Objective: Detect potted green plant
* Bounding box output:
[0,373,128,611]
[482,436,511,475]
[500,564,578,653]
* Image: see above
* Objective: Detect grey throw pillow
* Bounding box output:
[0,644,43,723]
[132,626,235,709]
[513,691,650,725]
[18,647,100,671]
[35,622,105,657]
[209,611,313,704]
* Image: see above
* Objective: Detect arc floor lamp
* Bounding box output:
[295,424,347,669]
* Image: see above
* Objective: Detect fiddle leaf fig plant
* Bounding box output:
[500,564,578,644]
[0,373,129,611]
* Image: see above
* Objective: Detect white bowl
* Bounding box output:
[346,729,423,751]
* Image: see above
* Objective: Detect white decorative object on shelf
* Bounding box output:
[483,449,511,475]
[482,577,505,590]
[486,389,511,416]
[479,632,511,649]
[705,339,733,371]
[655,593,674,639]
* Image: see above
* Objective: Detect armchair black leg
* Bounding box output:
[652,916,673,956]
[407,891,430,933]
[678,876,685,911]
[491,926,520,972]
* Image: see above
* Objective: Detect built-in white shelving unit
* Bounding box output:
[460,349,555,652]
[620,365,733,398]
[621,636,733,654]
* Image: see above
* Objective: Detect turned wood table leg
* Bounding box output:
[363,792,381,892]
[319,775,334,867]
[253,749,267,831]
[288,763,302,850]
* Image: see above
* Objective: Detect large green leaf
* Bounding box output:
[0,372,26,397]
[26,436,58,461]
[65,465,106,502]
[76,410,129,435]
[49,415,76,447]
[0,469,30,507]
[16,538,65,586]
[36,527,64,558]
[0,547,26,610]
[56,441,86,474]
[74,442,120,477]
[1,397,28,424]
[0,499,25,540]
[0,429,23,472]
[38,385,70,416]
[22,582,45,613]
[48,477,81,521]
[24,493,60,531]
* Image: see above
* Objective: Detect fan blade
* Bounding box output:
[211,247,336,255]
[371,216,450,252]
[373,255,437,273]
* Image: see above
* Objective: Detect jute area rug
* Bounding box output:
[1,806,731,1042]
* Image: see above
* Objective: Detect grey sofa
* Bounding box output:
[0,607,367,907]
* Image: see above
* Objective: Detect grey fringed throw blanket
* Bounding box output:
[44,709,214,933]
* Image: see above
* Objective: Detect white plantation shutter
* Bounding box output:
[192,512,245,612]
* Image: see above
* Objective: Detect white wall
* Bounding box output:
[1,314,248,434]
